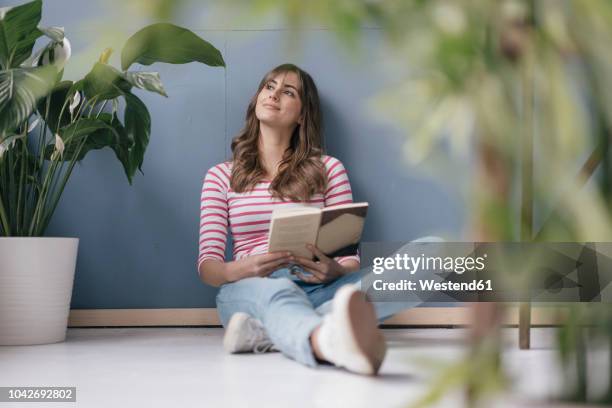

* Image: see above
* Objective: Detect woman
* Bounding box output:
[198,64,389,375]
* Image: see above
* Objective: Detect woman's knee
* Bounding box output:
[216,277,302,308]
[215,277,304,326]
[264,277,303,302]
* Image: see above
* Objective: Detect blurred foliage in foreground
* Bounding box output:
[135,0,612,242]
[118,0,612,406]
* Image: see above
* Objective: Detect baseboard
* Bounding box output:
[68,305,566,327]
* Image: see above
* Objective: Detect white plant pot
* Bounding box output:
[0,237,78,345]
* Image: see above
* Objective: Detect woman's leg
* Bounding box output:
[311,236,446,321]
[216,276,322,367]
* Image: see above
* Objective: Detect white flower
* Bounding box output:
[40,37,72,70]
[69,91,81,116]
[27,118,40,133]
[51,133,65,160]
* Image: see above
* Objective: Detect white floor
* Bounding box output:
[0,328,573,408]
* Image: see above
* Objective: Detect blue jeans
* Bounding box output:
[216,236,443,368]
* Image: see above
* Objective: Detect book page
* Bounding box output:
[268,212,321,258]
[316,213,365,254]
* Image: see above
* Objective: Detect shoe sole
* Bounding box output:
[335,286,387,375]
[223,312,250,354]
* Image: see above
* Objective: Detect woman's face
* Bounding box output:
[255,71,303,129]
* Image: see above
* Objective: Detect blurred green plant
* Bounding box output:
[556,304,612,404]
[409,335,507,408]
[0,0,225,237]
[192,0,612,406]
[98,0,612,405]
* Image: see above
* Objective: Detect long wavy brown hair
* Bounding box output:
[230,64,327,201]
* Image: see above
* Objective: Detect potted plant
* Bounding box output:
[0,0,225,345]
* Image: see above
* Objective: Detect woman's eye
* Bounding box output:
[266,84,274,90]
[284,90,294,97]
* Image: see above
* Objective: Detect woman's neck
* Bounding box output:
[258,123,294,179]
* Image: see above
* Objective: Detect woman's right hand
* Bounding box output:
[230,251,294,281]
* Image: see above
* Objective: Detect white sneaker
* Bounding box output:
[223,312,276,354]
[316,285,387,375]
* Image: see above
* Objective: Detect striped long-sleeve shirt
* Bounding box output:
[197,155,360,271]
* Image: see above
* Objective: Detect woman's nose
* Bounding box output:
[269,92,279,100]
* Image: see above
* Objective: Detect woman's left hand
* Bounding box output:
[292,244,345,284]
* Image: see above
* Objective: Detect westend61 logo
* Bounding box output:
[363,242,612,303]
[371,253,488,275]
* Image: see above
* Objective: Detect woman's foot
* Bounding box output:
[223,312,276,354]
[314,285,387,375]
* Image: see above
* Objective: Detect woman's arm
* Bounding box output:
[199,252,294,287]
[197,164,232,282]
[198,259,240,287]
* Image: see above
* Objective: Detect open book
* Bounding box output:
[268,202,368,259]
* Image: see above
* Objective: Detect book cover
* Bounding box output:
[315,203,368,258]
[268,202,368,260]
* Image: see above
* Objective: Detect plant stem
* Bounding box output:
[30,96,98,236]
[15,122,30,235]
[607,334,612,403]
[95,100,107,117]
[39,98,108,234]
[575,326,587,402]
[0,151,8,235]
[29,159,56,236]
[39,137,87,234]
[0,193,10,236]
[7,140,17,234]
[518,36,535,350]
[37,96,51,179]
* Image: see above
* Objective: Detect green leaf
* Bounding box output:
[68,112,133,182]
[58,117,110,145]
[43,115,122,162]
[123,91,150,181]
[54,91,150,184]
[120,23,225,70]
[36,80,74,133]
[107,114,132,182]
[124,71,167,97]
[83,62,132,100]
[0,0,43,69]
[41,112,139,185]
[0,65,58,139]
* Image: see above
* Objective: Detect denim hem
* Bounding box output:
[293,315,324,368]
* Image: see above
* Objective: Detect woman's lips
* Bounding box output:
[263,103,280,111]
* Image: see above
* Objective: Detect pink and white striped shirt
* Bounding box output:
[197,155,360,270]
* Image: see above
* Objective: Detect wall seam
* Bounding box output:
[224,31,228,161]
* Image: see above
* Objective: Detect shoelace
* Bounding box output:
[246,318,275,354]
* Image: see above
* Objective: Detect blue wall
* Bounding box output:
[40,0,465,308]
